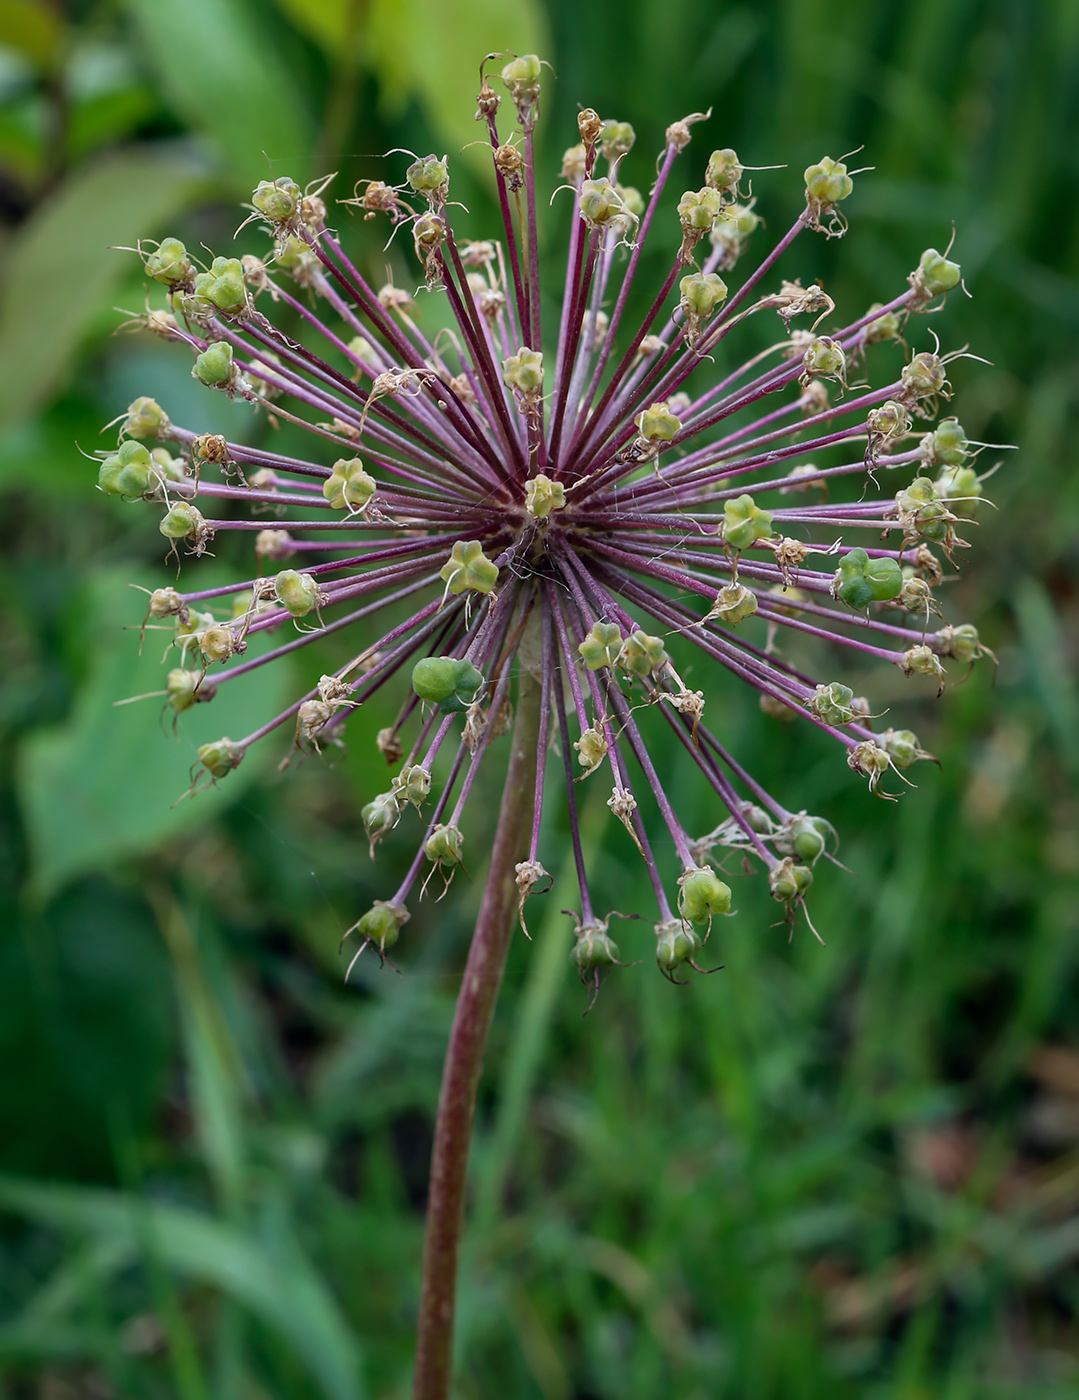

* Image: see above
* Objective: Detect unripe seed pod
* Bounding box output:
[406,155,449,197]
[706,582,758,626]
[578,621,623,670]
[913,247,961,299]
[679,271,728,320]
[411,655,485,712]
[146,237,194,287]
[502,347,544,394]
[802,336,846,383]
[880,727,924,769]
[197,737,244,779]
[600,120,635,160]
[273,569,322,618]
[722,494,773,550]
[192,257,247,316]
[198,625,236,665]
[392,764,432,807]
[574,727,608,771]
[572,924,620,970]
[424,823,464,866]
[255,529,295,561]
[193,341,234,386]
[705,148,743,194]
[619,630,668,678]
[935,623,982,664]
[252,177,302,223]
[440,539,499,595]
[902,352,947,401]
[677,187,725,232]
[323,457,376,512]
[678,866,732,924]
[770,857,813,904]
[125,396,170,440]
[166,668,212,712]
[806,681,855,726]
[501,53,542,90]
[804,155,854,206]
[655,918,702,973]
[524,473,566,519]
[362,791,402,843]
[901,644,945,681]
[863,303,902,344]
[354,900,409,952]
[99,440,155,497]
[833,547,903,608]
[637,401,680,443]
[160,501,206,540]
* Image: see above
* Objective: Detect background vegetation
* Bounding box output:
[1,0,1077,1395]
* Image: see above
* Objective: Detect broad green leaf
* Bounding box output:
[0,149,205,430]
[368,0,549,174]
[122,0,314,186]
[0,1177,365,1400]
[17,569,293,902]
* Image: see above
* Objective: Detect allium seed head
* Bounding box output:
[102,58,995,981]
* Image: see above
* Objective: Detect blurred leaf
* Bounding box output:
[368,0,549,171]
[0,1177,366,1400]
[17,570,292,902]
[121,0,315,185]
[0,148,205,431]
[271,0,362,57]
[0,0,62,69]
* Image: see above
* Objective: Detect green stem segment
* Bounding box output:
[412,673,542,1400]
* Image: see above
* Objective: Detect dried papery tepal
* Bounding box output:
[101,54,994,983]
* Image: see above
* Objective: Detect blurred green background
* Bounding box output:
[1,0,1078,1396]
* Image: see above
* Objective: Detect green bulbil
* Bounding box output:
[834,547,903,609]
[723,494,773,551]
[411,656,484,713]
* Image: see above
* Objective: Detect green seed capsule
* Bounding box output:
[411,656,485,712]
[578,621,623,670]
[677,866,732,924]
[834,547,903,609]
[723,494,773,551]
[192,341,234,386]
